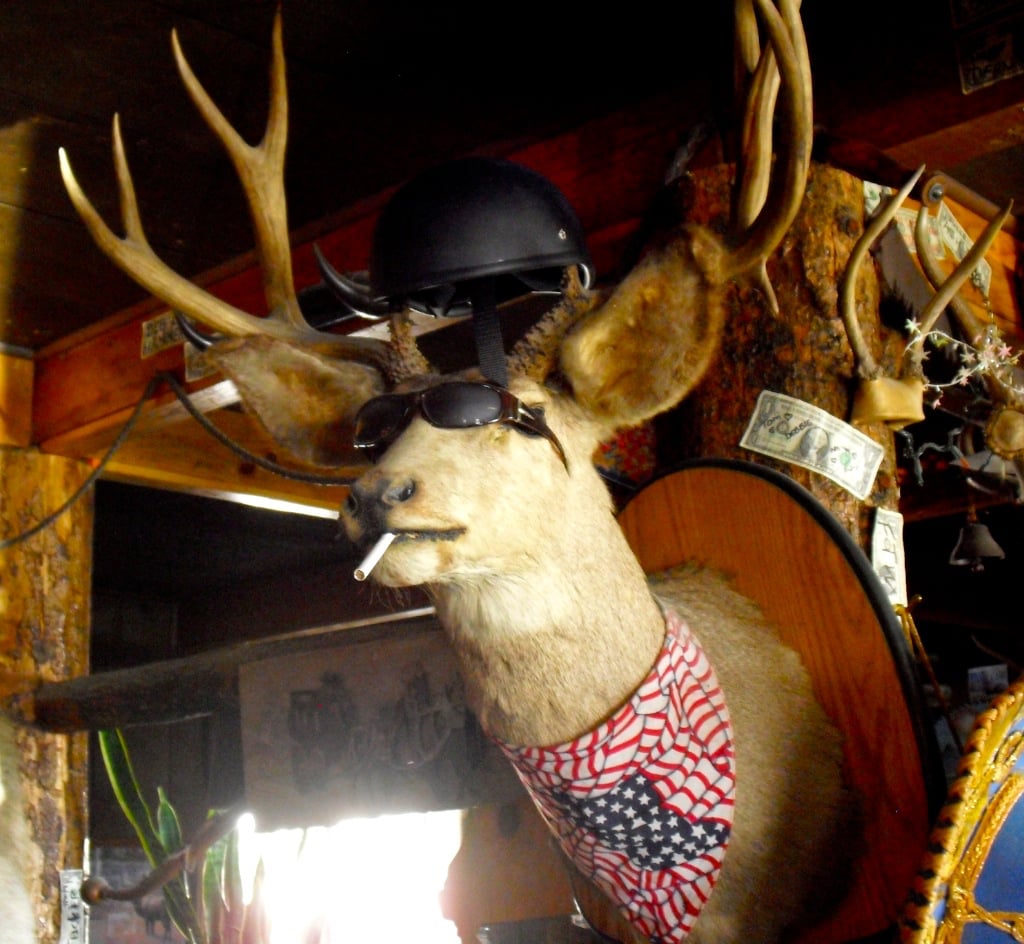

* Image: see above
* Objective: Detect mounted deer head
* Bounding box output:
[60,5,861,944]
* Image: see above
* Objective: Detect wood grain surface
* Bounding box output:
[617,461,939,944]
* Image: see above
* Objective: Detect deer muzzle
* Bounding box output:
[342,475,416,543]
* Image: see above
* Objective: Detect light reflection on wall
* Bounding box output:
[237,809,463,944]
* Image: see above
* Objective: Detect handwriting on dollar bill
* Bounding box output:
[740,390,885,500]
[871,507,907,606]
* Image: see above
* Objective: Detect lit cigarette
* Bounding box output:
[354,532,397,581]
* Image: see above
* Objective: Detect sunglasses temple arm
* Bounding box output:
[536,425,569,471]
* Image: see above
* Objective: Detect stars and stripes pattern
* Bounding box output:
[497,610,735,944]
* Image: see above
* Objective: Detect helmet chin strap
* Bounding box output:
[470,278,509,387]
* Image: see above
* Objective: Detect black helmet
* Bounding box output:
[369,157,593,317]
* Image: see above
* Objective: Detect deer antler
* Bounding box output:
[840,167,929,428]
[731,0,804,311]
[171,14,297,328]
[559,0,811,431]
[723,0,812,284]
[58,11,389,370]
[733,0,763,80]
[841,165,925,383]
[908,200,1014,378]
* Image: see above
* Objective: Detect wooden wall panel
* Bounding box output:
[0,350,32,446]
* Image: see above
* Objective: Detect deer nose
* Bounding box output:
[344,477,416,521]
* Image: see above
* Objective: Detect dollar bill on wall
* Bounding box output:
[740,390,885,500]
[871,507,908,607]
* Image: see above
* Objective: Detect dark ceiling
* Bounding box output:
[2,0,1023,354]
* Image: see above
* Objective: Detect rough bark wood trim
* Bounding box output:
[0,450,92,944]
[10,610,437,733]
[659,162,901,545]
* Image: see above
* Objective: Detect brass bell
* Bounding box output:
[949,516,1005,572]
[850,376,926,430]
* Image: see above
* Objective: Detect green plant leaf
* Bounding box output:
[97,730,162,865]
[202,835,229,943]
[156,787,184,856]
[156,793,200,943]
[97,730,201,943]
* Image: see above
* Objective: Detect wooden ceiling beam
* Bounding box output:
[885,103,1024,185]
[96,411,353,516]
[0,348,33,446]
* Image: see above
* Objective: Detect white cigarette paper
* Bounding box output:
[354,531,397,581]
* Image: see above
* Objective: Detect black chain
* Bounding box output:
[0,375,162,550]
[1,372,357,550]
[159,372,356,486]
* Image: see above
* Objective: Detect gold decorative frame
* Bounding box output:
[900,676,1024,943]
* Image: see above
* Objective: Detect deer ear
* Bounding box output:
[207,335,386,467]
[559,228,728,433]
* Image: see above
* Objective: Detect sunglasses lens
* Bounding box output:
[354,395,411,448]
[422,383,504,428]
[352,382,567,469]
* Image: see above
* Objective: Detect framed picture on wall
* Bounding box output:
[240,623,522,829]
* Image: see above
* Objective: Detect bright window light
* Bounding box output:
[236,809,463,944]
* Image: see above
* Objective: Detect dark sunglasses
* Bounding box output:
[353,381,568,470]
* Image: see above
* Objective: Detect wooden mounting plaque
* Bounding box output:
[617,459,946,944]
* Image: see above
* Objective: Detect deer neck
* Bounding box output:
[431,515,666,747]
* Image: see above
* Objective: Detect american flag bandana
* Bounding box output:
[496,610,735,944]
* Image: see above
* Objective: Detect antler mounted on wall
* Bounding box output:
[58,11,432,468]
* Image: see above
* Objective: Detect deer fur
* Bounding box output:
[56,1,861,941]
[338,368,855,944]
